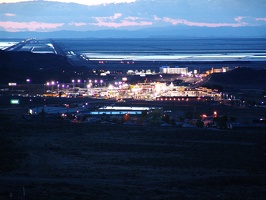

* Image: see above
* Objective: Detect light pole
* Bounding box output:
[77,79,81,88]
[43,84,45,94]
[46,82,50,92]
[72,80,75,89]
[51,81,55,91]
[62,84,65,93]
[26,78,31,93]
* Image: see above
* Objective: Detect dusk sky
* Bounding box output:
[0,0,266,34]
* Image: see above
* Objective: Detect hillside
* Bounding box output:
[206,67,266,90]
[0,115,265,199]
[0,50,92,84]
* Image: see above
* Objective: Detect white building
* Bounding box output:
[160,66,188,74]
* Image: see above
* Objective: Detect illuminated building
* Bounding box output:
[90,106,163,115]
[159,66,188,74]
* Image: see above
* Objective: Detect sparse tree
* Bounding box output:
[230,116,236,122]
[196,119,204,128]
[162,114,170,123]
[214,115,228,129]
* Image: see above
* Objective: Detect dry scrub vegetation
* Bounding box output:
[0,113,265,199]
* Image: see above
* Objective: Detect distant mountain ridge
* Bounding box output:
[1,26,266,38]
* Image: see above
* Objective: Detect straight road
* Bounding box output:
[4,38,66,57]
[4,38,34,51]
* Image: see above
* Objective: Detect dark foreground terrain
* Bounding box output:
[0,112,265,199]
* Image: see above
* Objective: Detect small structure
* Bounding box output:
[156,96,213,102]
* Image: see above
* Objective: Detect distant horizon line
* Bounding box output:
[1,36,266,39]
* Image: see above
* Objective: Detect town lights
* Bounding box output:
[72,79,83,87]
[108,84,114,90]
[45,81,56,91]
[123,113,130,122]
[213,111,218,117]
[201,114,207,119]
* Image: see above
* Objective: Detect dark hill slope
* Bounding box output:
[207,67,266,89]
[0,50,92,84]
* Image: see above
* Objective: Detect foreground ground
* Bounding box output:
[0,112,266,199]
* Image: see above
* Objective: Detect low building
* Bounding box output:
[90,106,163,115]
[28,105,82,115]
[205,67,230,75]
